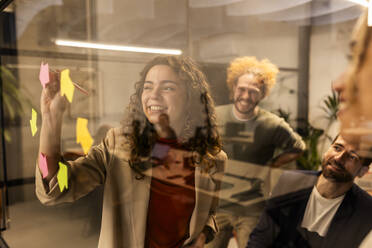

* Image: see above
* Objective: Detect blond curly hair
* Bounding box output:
[226,56,279,99]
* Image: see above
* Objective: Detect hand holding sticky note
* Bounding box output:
[60,69,75,103]
[39,62,50,88]
[57,162,68,192]
[39,153,48,179]
[76,118,94,154]
[30,108,38,136]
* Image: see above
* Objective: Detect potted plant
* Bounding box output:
[1,66,32,142]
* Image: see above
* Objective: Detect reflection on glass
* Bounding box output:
[208,56,305,248]
[248,135,372,247]
[339,11,372,159]
[1,1,372,248]
[35,55,226,248]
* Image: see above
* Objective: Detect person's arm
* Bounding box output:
[36,128,111,205]
[39,71,67,184]
[269,120,305,168]
[270,150,303,168]
[36,71,108,205]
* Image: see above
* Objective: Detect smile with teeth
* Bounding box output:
[237,100,251,107]
[328,162,343,171]
[147,105,166,112]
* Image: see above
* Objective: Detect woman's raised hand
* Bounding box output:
[39,70,68,181]
[40,71,68,120]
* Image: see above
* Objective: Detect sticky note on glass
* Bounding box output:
[76,117,94,154]
[39,153,49,179]
[39,62,50,88]
[30,108,38,136]
[60,69,75,103]
[57,162,68,192]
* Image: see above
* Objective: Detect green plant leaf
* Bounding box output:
[2,93,16,120]
[3,130,11,142]
[0,66,31,142]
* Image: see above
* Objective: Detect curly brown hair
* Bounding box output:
[122,55,222,173]
[226,56,279,99]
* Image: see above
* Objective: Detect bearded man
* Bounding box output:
[208,56,305,248]
[216,56,304,167]
[248,135,372,248]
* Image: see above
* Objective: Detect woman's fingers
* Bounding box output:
[40,70,68,115]
[50,91,68,113]
[44,71,60,99]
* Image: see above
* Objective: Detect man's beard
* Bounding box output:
[233,98,257,115]
[321,158,353,183]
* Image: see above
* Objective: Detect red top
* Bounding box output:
[145,174,196,248]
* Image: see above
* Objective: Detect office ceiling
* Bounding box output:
[9,0,366,51]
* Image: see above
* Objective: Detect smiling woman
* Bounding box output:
[141,64,188,135]
[124,56,223,165]
[35,55,226,248]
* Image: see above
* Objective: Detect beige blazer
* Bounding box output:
[36,127,226,248]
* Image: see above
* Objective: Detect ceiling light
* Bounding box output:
[55,39,182,55]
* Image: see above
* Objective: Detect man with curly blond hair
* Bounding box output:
[208,56,305,248]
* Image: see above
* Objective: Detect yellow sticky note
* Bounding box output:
[30,108,37,136]
[80,131,94,154]
[60,69,75,103]
[57,162,68,192]
[76,118,88,144]
[76,117,94,154]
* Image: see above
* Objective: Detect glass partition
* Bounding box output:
[0,1,371,247]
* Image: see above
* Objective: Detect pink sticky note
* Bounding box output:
[39,62,50,88]
[39,153,48,179]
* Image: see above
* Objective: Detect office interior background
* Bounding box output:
[0,0,371,247]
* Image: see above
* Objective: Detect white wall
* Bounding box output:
[95,60,145,127]
[309,19,355,149]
